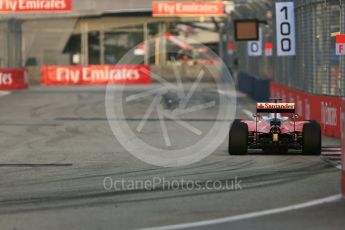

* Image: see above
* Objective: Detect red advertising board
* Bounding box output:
[227,42,234,55]
[0,0,71,12]
[0,68,28,90]
[265,42,273,56]
[41,65,152,86]
[336,34,345,55]
[270,81,341,138]
[152,1,224,17]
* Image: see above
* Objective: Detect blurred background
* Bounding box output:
[0,0,344,96]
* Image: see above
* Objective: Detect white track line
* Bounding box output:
[141,194,342,230]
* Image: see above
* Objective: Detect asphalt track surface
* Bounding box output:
[0,85,343,230]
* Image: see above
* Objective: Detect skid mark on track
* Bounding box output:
[321,146,342,170]
[0,163,73,168]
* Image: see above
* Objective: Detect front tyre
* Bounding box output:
[302,120,321,155]
[228,120,248,155]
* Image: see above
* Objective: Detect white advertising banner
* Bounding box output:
[247,29,262,56]
[275,2,296,56]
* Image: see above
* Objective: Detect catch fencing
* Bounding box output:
[235,0,345,97]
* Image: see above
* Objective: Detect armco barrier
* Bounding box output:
[238,73,270,101]
[270,81,341,138]
[41,65,151,86]
[0,68,28,90]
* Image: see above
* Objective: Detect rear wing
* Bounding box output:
[256,103,295,113]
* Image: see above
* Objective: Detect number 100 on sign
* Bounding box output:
[275,2,296,56]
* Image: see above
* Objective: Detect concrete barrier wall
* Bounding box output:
[238,72,270,102]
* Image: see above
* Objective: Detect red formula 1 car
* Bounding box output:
[228,99,321,155]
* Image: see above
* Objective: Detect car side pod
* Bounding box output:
[302,120,321,155]
[228,119,248,155]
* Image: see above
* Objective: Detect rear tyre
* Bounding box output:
[302,120,321,155]
[228,120,248,155]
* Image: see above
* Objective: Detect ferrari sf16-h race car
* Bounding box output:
[228,99,322,155]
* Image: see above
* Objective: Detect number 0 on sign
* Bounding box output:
[275,2,296,56]
[247,28,262,56]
